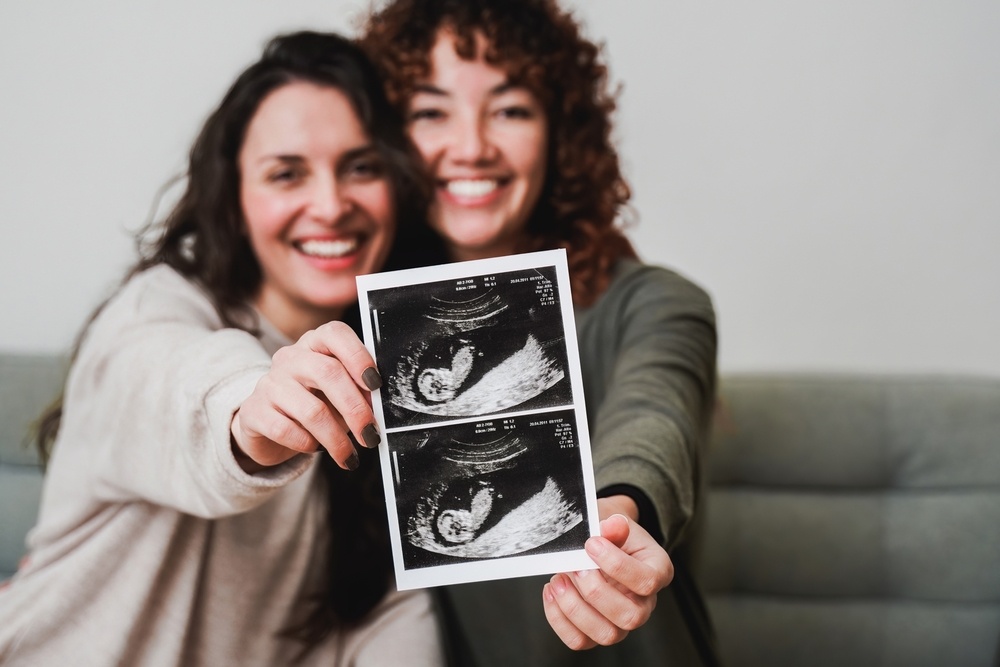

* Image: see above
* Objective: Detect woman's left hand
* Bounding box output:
[541,502,674,650]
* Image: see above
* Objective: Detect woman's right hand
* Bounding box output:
[230,321,383,472]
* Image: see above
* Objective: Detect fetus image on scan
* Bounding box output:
[367,267,573,429]
[390,413,588,568]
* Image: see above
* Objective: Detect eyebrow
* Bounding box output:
[339,145,380,168]
[412,81,521,97]
[255,144,378,166]
[260,154,305,165]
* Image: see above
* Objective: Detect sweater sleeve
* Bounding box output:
[580,263,718,549]
[54,267,312,519]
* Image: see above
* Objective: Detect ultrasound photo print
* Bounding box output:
[389,411,589,570]
[366,266,572,429]
[357,250,601,589]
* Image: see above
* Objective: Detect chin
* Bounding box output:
[308,283,358,310]
[439,227,504,254]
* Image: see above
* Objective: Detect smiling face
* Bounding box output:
[406,30,548,262]
[239,81,394,339]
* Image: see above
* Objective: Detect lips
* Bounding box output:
[438,177,510,207]
[445,179,499,198]
[295,237,360,259]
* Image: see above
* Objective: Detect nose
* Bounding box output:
[448,113,496,164]
[307,173,351,224]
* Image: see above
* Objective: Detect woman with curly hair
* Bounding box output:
[360,1,720,664]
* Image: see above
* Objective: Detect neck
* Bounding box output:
[446,238,523,264]
[254,291,345,342]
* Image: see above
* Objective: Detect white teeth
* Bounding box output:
[298,238,358,258]
[446,179,498,198]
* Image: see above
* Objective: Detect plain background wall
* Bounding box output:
[2,0,998,376]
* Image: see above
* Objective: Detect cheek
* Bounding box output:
[407,126,441,167]
[516,133,549,212]
[240,189,275,236]
[511,126,548,190]
[529,128,549,181]
[240,187,286,238]
[363,183,397,244]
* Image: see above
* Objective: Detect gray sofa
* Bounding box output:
[2,353,998,665]
[696,375,1000,666]
[0,353,65,581]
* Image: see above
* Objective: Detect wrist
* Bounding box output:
[597,494,640,522]
[597,485,665,544]
[230,411,268,474]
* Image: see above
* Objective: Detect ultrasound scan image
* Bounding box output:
[367,267,573,428]
[388,411,589,569]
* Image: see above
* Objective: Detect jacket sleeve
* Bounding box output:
[581,263,718,549]
[52,268,313,519]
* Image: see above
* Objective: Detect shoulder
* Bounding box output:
[594,259,716,322]
[76,265,233,357]
[104,265,225,331]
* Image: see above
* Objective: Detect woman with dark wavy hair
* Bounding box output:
[361,0,720,664]
[0,31,444,665]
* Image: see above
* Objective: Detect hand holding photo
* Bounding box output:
[357,249,600,590]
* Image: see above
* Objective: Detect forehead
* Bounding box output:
[241,81,367,155]
[425,30,508,85]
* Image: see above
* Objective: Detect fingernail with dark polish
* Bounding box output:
[345,451,360,471]
[362,367,382,391]
[362,423,381,449]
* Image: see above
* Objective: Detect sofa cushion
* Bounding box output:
[698,374,1000,667]
[0,353,66,579]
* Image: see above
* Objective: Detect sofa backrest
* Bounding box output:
[0,354,66,580]
[3,357,998,665]
[696,374,1000,667]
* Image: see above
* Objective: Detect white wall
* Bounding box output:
[2,0,998,376]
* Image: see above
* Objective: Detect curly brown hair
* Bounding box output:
[359,0,637,307]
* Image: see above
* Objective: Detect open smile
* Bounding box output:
[439,178,510,204]
[294,236,362,259]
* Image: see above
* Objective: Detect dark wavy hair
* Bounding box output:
[360,0,637,306]
[36,30,433,647]
[136,30,434,324]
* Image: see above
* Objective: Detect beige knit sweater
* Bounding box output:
[0,265,440,666]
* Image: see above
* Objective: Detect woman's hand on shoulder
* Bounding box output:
[541,501,674,650]
[231,321,383,472]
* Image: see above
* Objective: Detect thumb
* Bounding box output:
[599,513,631,549]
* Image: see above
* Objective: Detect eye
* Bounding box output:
[266,165,304,185]
[409,107,446,123]
[495,105,535,120]
[344,156,385,182]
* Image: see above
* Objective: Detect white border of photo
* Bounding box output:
[357,249,601,590]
